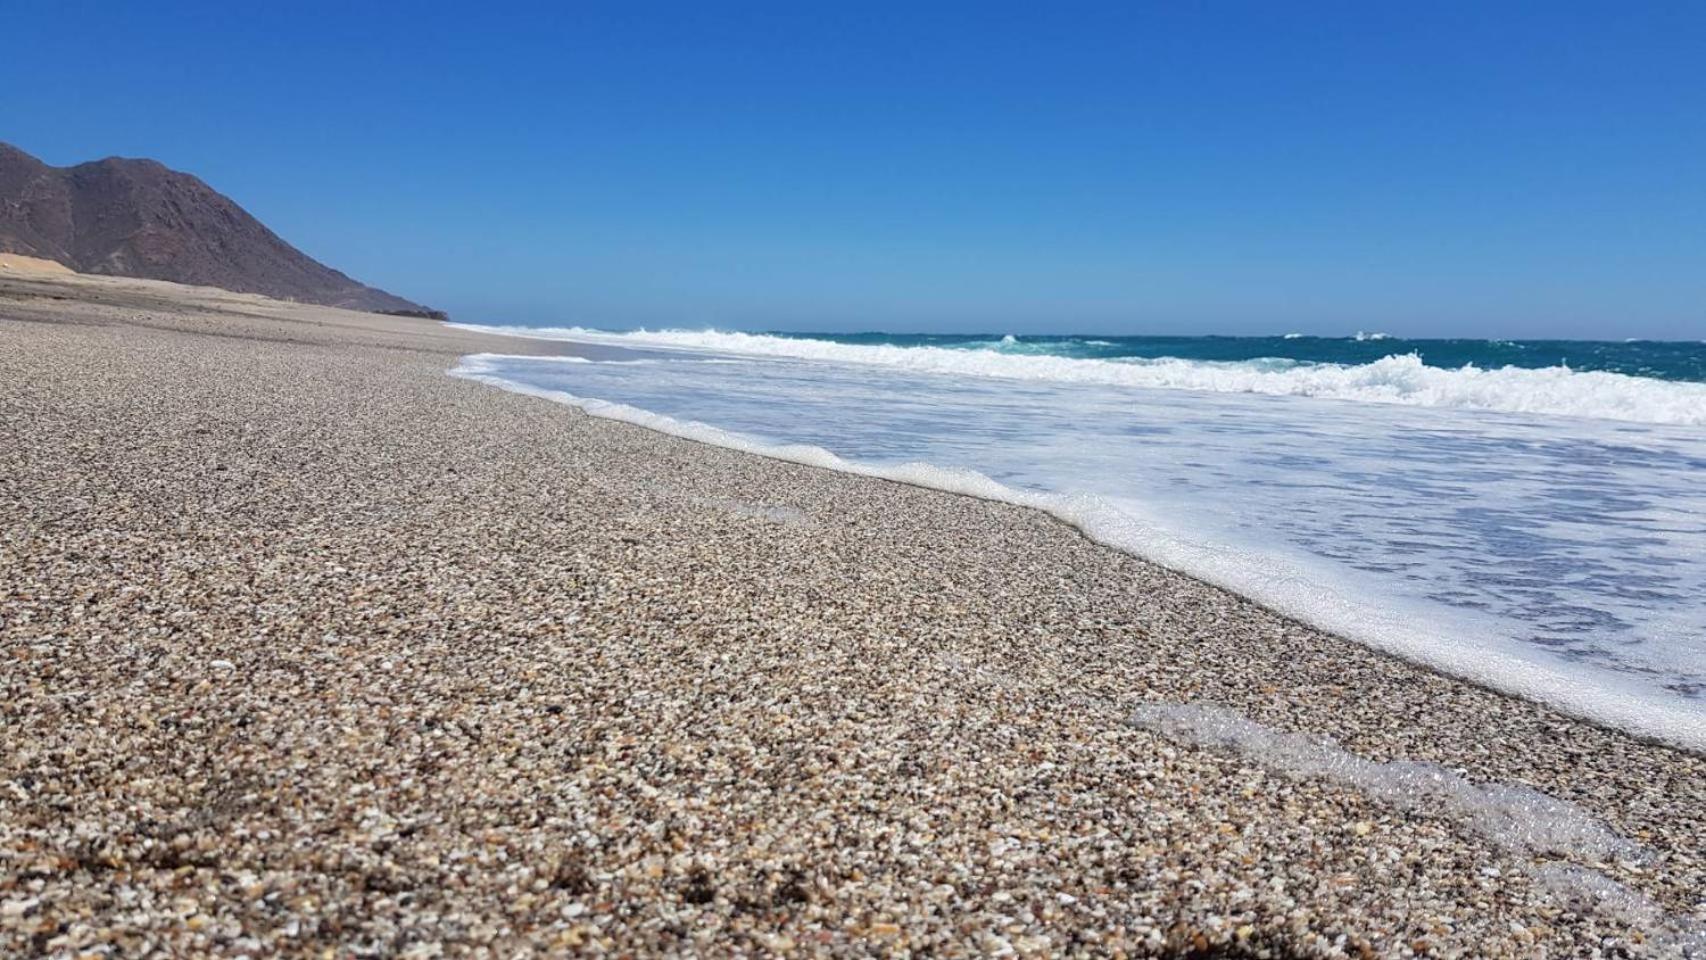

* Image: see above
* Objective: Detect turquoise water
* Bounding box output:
[772,332,1706,383]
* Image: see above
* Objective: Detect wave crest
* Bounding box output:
[448,325,1706,425]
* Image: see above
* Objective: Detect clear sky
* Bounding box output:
[4,1,1703,338]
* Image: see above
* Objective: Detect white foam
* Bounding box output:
[447,325,1706,425]
[1534,865,1706,952]
[449,352,1706,752]
[1130,702,1706,951]
[1130,703,1640,862]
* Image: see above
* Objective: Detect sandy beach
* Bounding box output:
[3,272,1703,957]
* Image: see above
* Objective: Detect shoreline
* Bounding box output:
[448,347,1706,756]
[4,272,1703,956]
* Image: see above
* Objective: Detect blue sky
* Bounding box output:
[4,1,1703,337]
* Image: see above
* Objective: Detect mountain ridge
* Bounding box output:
[0,142,435,315]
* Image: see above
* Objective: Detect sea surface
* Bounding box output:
[451,328,1706,750]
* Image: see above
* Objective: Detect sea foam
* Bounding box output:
[1130,702,1641,862]
[448,325,1706,426]
[449,351,1706,752]
[1131,702,1706,951]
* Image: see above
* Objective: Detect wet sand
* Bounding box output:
[2,271,1702,957]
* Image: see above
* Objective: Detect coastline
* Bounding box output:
[3,272,1703,956]
[448,349,1706,755]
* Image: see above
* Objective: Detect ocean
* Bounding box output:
[450,328,1706,750]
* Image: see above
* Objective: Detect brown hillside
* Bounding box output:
[0,142,433,315]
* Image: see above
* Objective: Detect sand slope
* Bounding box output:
[0,253,74,275]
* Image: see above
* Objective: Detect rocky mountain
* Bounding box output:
[0,142,435,315]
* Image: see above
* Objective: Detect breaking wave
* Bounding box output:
[449,325,1706,426]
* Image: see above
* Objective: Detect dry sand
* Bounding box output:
[0,255,75,276]
[2,272,1703,957]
